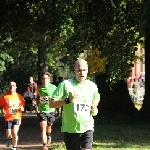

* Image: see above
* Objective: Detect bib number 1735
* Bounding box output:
[74,102,90,114]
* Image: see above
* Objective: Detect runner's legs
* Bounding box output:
[11,119,21,147]
[46,125,52,144]
[6,129,12,139]
[40,121,47,144]
[5,120,13,147]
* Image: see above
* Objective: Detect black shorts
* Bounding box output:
[64,130,93,150]
[5,119,20,129]
[37,112,55,126]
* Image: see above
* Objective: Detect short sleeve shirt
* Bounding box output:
[52,78,100,133]
[37,83,56,113]
[0,92,25,121]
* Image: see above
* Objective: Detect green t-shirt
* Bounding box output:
[37,83,56,113]
[52,78,100,133]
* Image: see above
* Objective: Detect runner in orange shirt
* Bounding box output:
[0,81,25,150]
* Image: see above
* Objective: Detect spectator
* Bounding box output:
[26,76,37,99]
[24,77,37,113]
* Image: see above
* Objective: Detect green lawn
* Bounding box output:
[50,120,150,150]
[1,111,150,150]
[93,122,150,150]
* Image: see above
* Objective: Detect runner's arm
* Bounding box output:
[50,90,78,108]
[91,84,100,109]
[92,98,100,109]
[49,97,67,108]
[50,81,76,108]
[0,96,5,116]
[91,91,100,116]
[35,94,40,112]
[0,107,5,115]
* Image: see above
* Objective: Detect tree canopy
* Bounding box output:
[0,0,149,93]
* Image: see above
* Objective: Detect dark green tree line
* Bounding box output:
[0,0,150,121]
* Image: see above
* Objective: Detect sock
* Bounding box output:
[47,134,51,140]
[46,133,51,136]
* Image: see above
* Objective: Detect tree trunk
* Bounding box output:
[95,74,138,122]
[139,31,150,121]
[37,44,48,85]
[37,5,48,84]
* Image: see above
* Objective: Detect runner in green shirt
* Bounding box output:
[36,72,56,150]
[50,59,100,150]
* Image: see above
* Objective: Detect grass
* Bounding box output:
[2,107,150,150]
[93,122,150,150]
[49,120,150,150]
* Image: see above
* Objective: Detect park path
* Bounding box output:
[0,113,63,150]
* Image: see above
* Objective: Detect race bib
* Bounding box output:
[74,102,90,114]
[40,96,49,104]
[9,108,18,114]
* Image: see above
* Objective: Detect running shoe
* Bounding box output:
[47,135,51,145]
[6,139,12,147]
[11,147,17,150]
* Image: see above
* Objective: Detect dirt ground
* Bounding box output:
[0,113,63,150]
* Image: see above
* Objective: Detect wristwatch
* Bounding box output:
[65,98,71,104]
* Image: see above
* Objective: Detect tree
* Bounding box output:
[0,0,78,86]
[138,1,150,120]
[1,0,150,121]
[65,0,146,121]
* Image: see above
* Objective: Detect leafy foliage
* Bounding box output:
[85,48,107,75]
[63,0,146,85]
[0,0,149,92]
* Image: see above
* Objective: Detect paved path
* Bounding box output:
[0,113,63,150]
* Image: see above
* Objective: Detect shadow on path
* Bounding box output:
[0,113,63,150]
